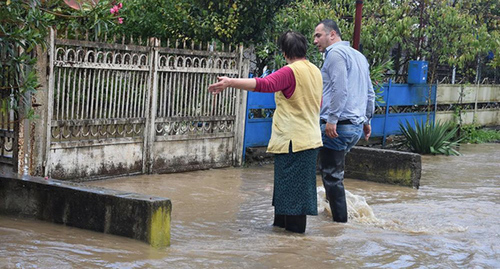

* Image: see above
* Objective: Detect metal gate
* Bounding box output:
[44,29,248,180]
[242,90,275,161]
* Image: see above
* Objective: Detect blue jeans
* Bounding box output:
[321,123,363,152]
[319,123,362,222]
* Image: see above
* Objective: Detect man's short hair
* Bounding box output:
[318,19,342,39]
[278,31,308,59]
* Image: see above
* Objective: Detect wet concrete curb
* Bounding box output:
[0,173,171,248]
[345,146,421,189]
[246,146,421,189]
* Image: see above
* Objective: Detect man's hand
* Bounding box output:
[208,76,231,95]
[363,124,371,141]
[325,122,338,138]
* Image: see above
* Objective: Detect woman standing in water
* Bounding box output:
[208,31,323,233]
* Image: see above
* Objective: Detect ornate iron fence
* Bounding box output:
[44,29,247,178]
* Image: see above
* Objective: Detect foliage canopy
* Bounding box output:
[1,0,499,117]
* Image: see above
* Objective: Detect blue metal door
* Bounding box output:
[242,91,275,161]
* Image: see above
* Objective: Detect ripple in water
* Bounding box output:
[317,186,467,234]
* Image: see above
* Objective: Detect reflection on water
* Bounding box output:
[1,143,499,268]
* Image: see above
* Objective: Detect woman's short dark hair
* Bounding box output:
[278,31,308,59]
[317,19,342,39]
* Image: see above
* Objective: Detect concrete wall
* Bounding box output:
[437,84,500,103]
[345,146,421,189]
[245,146,422,189]
[49,140,143,180]
[436,110,499,126]
[436,84,500,126]
[46,135,235,180]
[152,136,234,173]
[0,173,171,248]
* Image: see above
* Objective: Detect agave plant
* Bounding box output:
[399,119,461,156]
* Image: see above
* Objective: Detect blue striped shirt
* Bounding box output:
[319,41,375,125]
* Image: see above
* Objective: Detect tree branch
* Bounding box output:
[38,7,85,18]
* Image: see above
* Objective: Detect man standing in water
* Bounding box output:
[313,19,375,222]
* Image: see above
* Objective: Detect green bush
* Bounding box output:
[459,124,500,144]
[399,119,461,156]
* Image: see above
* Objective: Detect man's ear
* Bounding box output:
[330,30,336,40]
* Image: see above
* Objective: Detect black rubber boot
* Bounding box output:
[273,214,286,228]
[319,147,348,223]
[285,215,306,233]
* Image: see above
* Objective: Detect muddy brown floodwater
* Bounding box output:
[1,143,499,268]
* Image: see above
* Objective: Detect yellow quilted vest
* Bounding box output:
[266,60,323,154]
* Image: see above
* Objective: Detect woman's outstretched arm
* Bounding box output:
[208,77,256,94]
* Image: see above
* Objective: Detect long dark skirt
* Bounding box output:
[272,146,319,216]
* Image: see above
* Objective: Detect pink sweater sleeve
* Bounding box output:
[254,66,296,99]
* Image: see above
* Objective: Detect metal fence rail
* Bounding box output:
[0,42,20,171]
[154,46,241,139]
[50,38,150,142]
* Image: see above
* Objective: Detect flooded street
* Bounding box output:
[1,143,499,268]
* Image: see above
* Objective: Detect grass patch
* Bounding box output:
[459,124,500,144]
